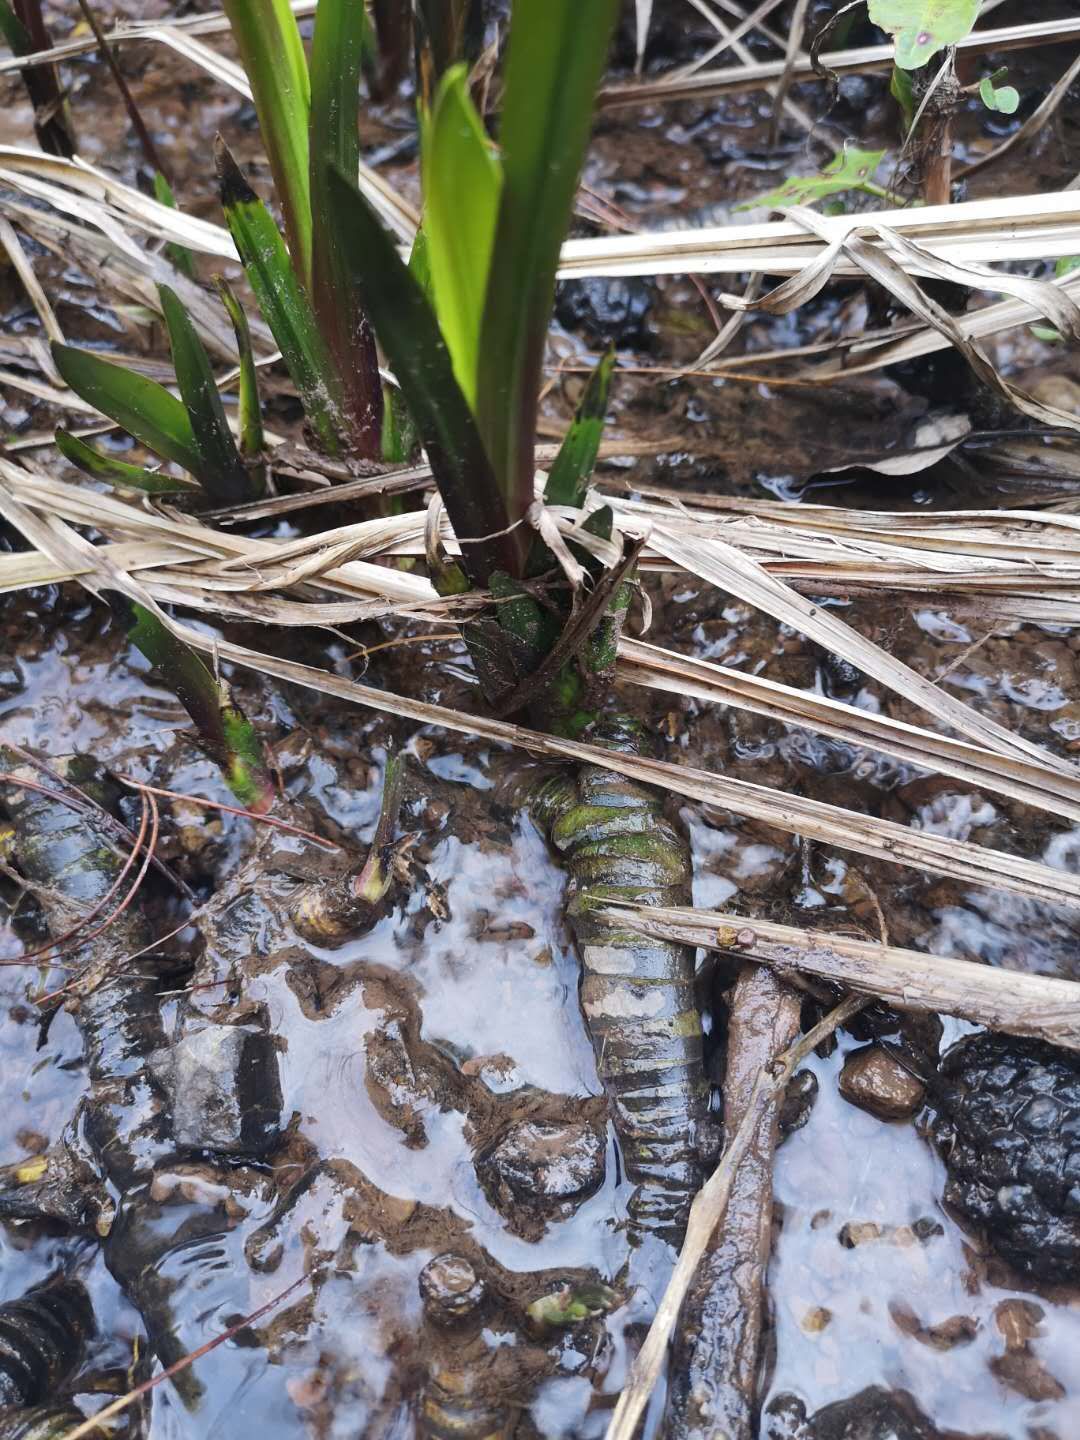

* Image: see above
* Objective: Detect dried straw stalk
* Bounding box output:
[601,902,1080,1049]
[598,16,1080,108]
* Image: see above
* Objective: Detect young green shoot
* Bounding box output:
[111,594,275,813]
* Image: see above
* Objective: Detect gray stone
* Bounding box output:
[166,1024,282,1155]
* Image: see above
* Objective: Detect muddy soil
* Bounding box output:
[3,1,1080,1437]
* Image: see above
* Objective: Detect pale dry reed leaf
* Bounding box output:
[558,189,1080,278]
[617,637,1080,824]
[783,204,1080,434]
[672,0,789,81]
[5,521,1078,820]
[823,413,972,474]
[4,473,1080,910]
[678,0,830,152]
[0,213,63,348]
[0,365,95,410]
[819,269,1080,378]
[149,29,251,94]
[644,521,1080,776]
[0,0,317,74]
[12,456,1080,617]
[142,635,1080,910]
[6,199,269,360]
[9,458,1080,726]
[768,0,810,145]
[5,142,1075,288]
[597,16,1080,107]
[0,146,236,258]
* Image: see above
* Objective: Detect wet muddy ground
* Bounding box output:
[3,1,1080,1436]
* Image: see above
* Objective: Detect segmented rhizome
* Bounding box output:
[929,1031,1080,1281]
[0,1278,93,1409]
[0,755,168,1193]
[531,732,712,1244]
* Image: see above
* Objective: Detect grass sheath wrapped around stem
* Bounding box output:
[0,0,76,157]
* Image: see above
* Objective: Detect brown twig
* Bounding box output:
[74,0,169,179]
[665,965,803,1437]
[345,631,461,664]
[16,787,150,964]
[602,902,1080,1049]
[56,1275,310,1440]
[112,776,342,849]
[768,0,810,146]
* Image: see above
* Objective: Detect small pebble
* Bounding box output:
[838,1044,926,1121]
[839,1221,882,1248]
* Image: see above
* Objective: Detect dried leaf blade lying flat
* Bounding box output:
[5,459,1080,820]
[645,522,1080,777]
[781,204,1080,435]
[595,15,1080,107]
[2,466,1078,910]
[616,638,1080,825]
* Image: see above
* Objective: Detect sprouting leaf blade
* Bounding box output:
[216,140,344,455]
[51,341,204,476]
[158,283,252,503]
[309,0,383,456]
[978,75,1019,114]
[867,0,979,70]
[214,277,264,462]
[476,0,620,530]
[421,64,503,407]
[544,346,615,510]
[152,172,197,279]
[222,0,312,282]
[741,146,888,211]
[55,428,196,494]
[326,162,519,585]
